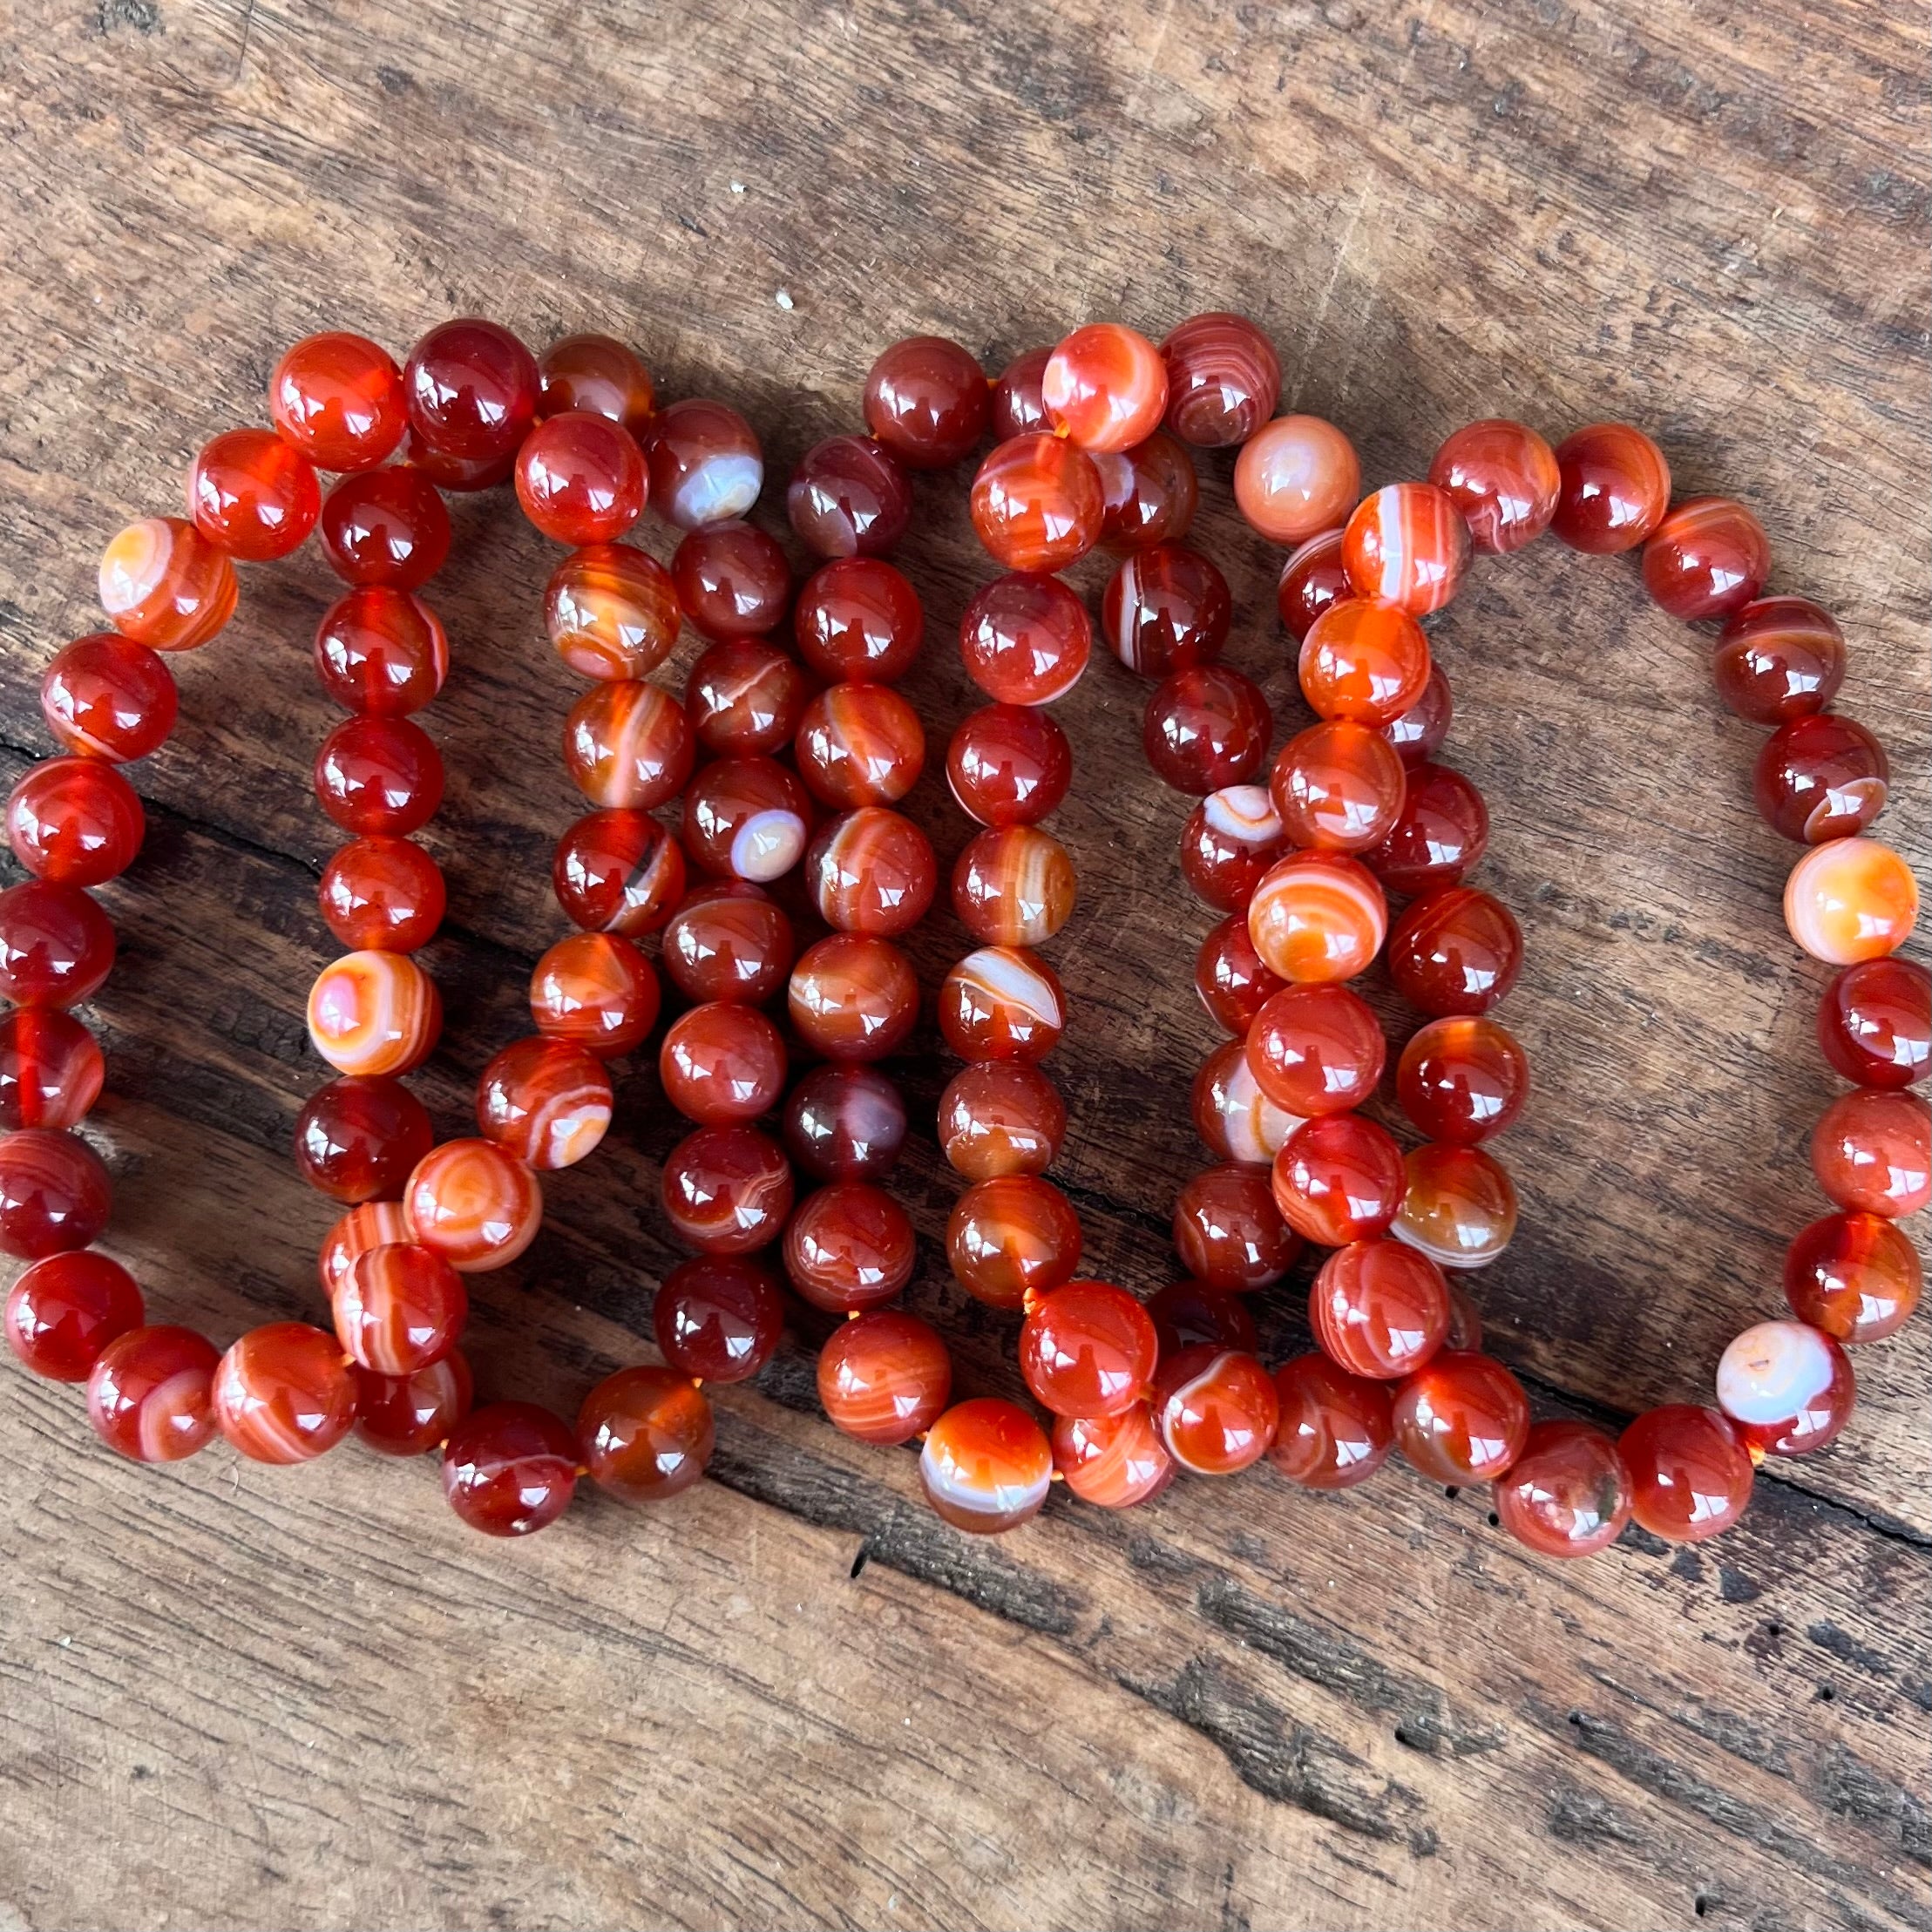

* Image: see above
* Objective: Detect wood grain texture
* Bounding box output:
[0,1,1927,1927]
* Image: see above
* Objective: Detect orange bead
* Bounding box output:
[1397,1016,1530,1145]
[1342,483,1470,617]
[938,1061,1067,1180]
[1152,1345,1278,1474]
[1784,1210,1922,1343]
[98,518,237,651]
[563,681,695,810]
[807,808,936,937]
[529,932,659,1059]
[1298,599,1431,725]
[1308,1237,1449,1380]
[1052,1403,1173,1508]
[1246,851,1387,984]
[1492,1420,1633,1556]
[545,543,681,681]
[307,950,441,1076]
[919,1397,1053,1533]
[946,1174,1082,1309]
[817,1309,952,1445]
[578,1366,714,1503]
[1391,1350,1529,1482]
[403,1138,543,1273]
[1619,1405,1752,1543]
[952,824,1076,947]
[1270,720,1408,854]
[787,932,919,1061]
[334,1242,467,1376]
[318,1200,410,1302]
[1041,323,1168,452]
[795,682,925,808]
[187,427,322,560]
[1232,415,1359,546]
[969,433,1104,573]
[269,331,407,472]
[1020,1280,1158,1417]
[1783,837,1918,965]
[783,1182,916,1312]
[212,1321,358,1464]
[1273,1111,1407,1246]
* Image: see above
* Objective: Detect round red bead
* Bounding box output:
[442,1400,579,1535]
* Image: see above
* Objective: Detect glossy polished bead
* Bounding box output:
[1247,852,1387,985]
[1714,598,1847,723]
[1195,916,1285,1034]
[213,1322,357,1464]
[1247,983,1385,1117]
[1363,762,1488,896]
[1268,1352,1393,1490]
[1784,837,1917,965]
[1102,545,1231,677]
[315,836,437,947]
[1810,1088,1930,1217]
[537,332,654,436]
[270,332,406,471]
[546,542,681,681]
[1145,666,1271,794]
[654,1255,784,1383]
[294,1074,433,1203]
[661,1001,786,1125]
[530,931,658,1059]
[1153,1345,1278,1474]
[1042,323,1167,452]
[404,318,538,464]
[1276,529,1351,643]
[939,946,1064,1061]
[0,1129,109,1259]
[1427,418,1559,553]
[1309,1238,1449,1380]
[1754,714,1888,844]
[946,1174,1081,1309]
[1272,1112,1406,1247]
[314,588,447,715]
[663,883,793,1005]
[796,682,925,808]
[98,517,236,650]
[1818,959,1930,1088]
[818,1309,952,1445]
[947,703,1073,826]
[783,1181,915,1312]
[443,1401,578,1535]
[788,933,918,1061]
[794,558,923,683]
[515,410,647,546]
[1020,1280,1158,1417]
[1551,422,1671,553]
[1161,312,1279,446]
[863,335,990,468]
[952,824,1075,947]
[1191,1038,1300,1165]
[476,1036,612,1169]
[86,1325,220,1462]
[1398,1016,1529,1145]
[644,398,763,528]
[1716,1319,1855,1458]
[1053,1404,1173,1508]
[564,680,695,810]
[1271,719,1408,854]
[1146,1279,1258,1360]
[809,808,936,936]
[1621,1405,1752,1542]
[187,426,321,560]
[1299,599,1431,726]
[0,1010,103,1131]
[789,435,911,559]
[356,1352,472,1456]
[404,1137,542,1272]
[41,634,177,763]
[7,756,144,887]
[1181,787,1289,913]
[0,880,115,1010]
[555,808,687,932]
[1493,1421,1634,1556]
[783,1063,907,1182]
[686,638,811,758]
[938,1061,1066,1180]
[579,1366,714,1503]
[969,432,1104,573]
[1784,1210,1921,1342]
[1394,1142,1517,1271]
[1643,496,1770,622]
[308,950,440,1076]
[1392,1351,1529,1482]
[5,1250,141,1380]
[1234,416,1359,546]
[1173,1163,1301,1292]
[990,347,1051,438]
[1094,430,1198,550]
[920,1397,1053,1533]
[317,1200,409,1301]
[1388,886,1522,1016]
[335,1243,466,1376]
[673,521,790,640]
[319,468,451,589]
[661,1125,793,1254]
[1342,483,1469,617]
[959,573,1091,705]
[314,715,443,837]
[1384,666,1454,769]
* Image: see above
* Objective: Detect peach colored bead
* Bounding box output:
[98,517,238,651]
[1246,852,1387,985]
[952,825,1077,947]
[1298,599,1432,727]
[1041,323,1169,452]
[1233,416,1360,546]
[307,950,442,1077]
[1342,483,1470,616]
[403,1138,543,1273]
[1783,837,1918,965]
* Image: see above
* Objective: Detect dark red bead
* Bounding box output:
[863,336,990,468]
[403,319,539,464]
[4,1250,143,1380]
[293,1074,436,1204]
[653,1255,784,1383]
[1817,959,1930,1088]
[442,1400,578,1536]
[672,522,792,639]
[313,715,444,837]
[0,881,115,1009]
[0,1128,111,1259]
[314,588,448,715]
[1363,763,1488,896]
[0,1009,104,1130]
[794,559,923,681]
[990,347,1051,438]
[789,436,912,559]
[41,634,178,763]
[318,468,452,589]
[6,756,145,886]
[1143,667,1271,794]
[1752,714,1889,845]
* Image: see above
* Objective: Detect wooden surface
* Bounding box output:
[0,2,1927,1927]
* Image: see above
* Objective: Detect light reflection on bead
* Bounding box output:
[919,1397,1053,1534]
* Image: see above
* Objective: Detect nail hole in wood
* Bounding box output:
[850,1543,870,1580]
